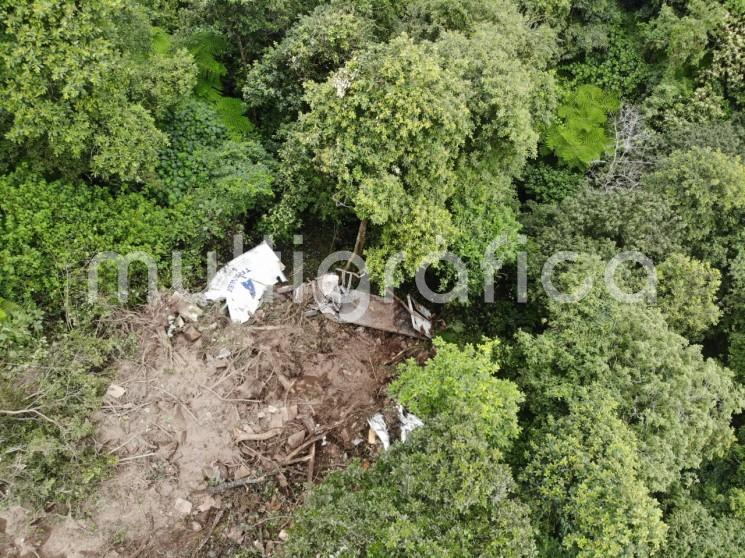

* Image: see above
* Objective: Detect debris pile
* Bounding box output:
[0,247,434,557]
[296,271,433,338]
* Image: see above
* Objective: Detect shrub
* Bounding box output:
[565,26,652,100]
[0,315,127,506]
[0,170,173,315]
[390,338,523,448]
[281,419,536,558]
[0,101,275,318]
[0,300,41,365]
[153,98,272,204]
[519,159,586,204]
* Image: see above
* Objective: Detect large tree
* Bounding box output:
[267,6,556,287]
[513,259,743,492]
[0,0,195,181]
[524,387,667,557]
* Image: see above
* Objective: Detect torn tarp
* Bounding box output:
[205,242,286,323]
[367,406,425,450]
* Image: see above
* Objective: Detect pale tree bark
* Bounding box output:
[344,219,368,271]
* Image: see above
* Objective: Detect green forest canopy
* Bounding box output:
[2,0,745,556]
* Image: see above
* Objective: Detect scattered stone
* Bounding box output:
[177,302,203,323]
[182,324,202,342]
[286,430,305,449]
[198,496,218,513]
[227,526,244,544]
[174,498,192,515]
[105,384,126,400]
[235,464,252,479]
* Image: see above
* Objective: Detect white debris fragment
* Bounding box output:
[105,384,126,400]
[367,413,390,450]
[333,72,352,97]
[406,295,433,338]
[367,407,425,451]
[215,348,231,360]
[297,271,433,338]
[398,406,424,442]
[204,242,287,324]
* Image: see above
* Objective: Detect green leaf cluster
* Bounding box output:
[546,85,620,170]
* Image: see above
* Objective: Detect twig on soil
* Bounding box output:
[282,434,325,464]
[151,384,200,424]
[236,428,283,442]
[118,452,157,463]
[212,437,322,494]
[209,368,239,391]
[240,443,279,469]
[199,383,261,404]
[107,433,142,455]
[283,454,312,466]
[101,401,151,418]
[206,474,268,494]
[194,508,225,556]
[384,346,418,366]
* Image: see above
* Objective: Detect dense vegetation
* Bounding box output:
[2,0,745,556]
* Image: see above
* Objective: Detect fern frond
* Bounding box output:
[185,30,256,138]
[187,31,229,93]
[547,85,618,169]
[215,96,256,138]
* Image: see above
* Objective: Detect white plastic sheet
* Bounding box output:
[367,407,424,451]
[204,242,286,323]
[398,406,424,442]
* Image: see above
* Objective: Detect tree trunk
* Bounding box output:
[344,219,368,271]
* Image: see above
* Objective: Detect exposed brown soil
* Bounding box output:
[0,293,428,557]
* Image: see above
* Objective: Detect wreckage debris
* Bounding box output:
[184,242,434,339]
[205,241,286,324]
[294,272,433,339]
[367,406,425,450]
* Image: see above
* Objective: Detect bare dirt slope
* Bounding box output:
[0,294,427,557]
